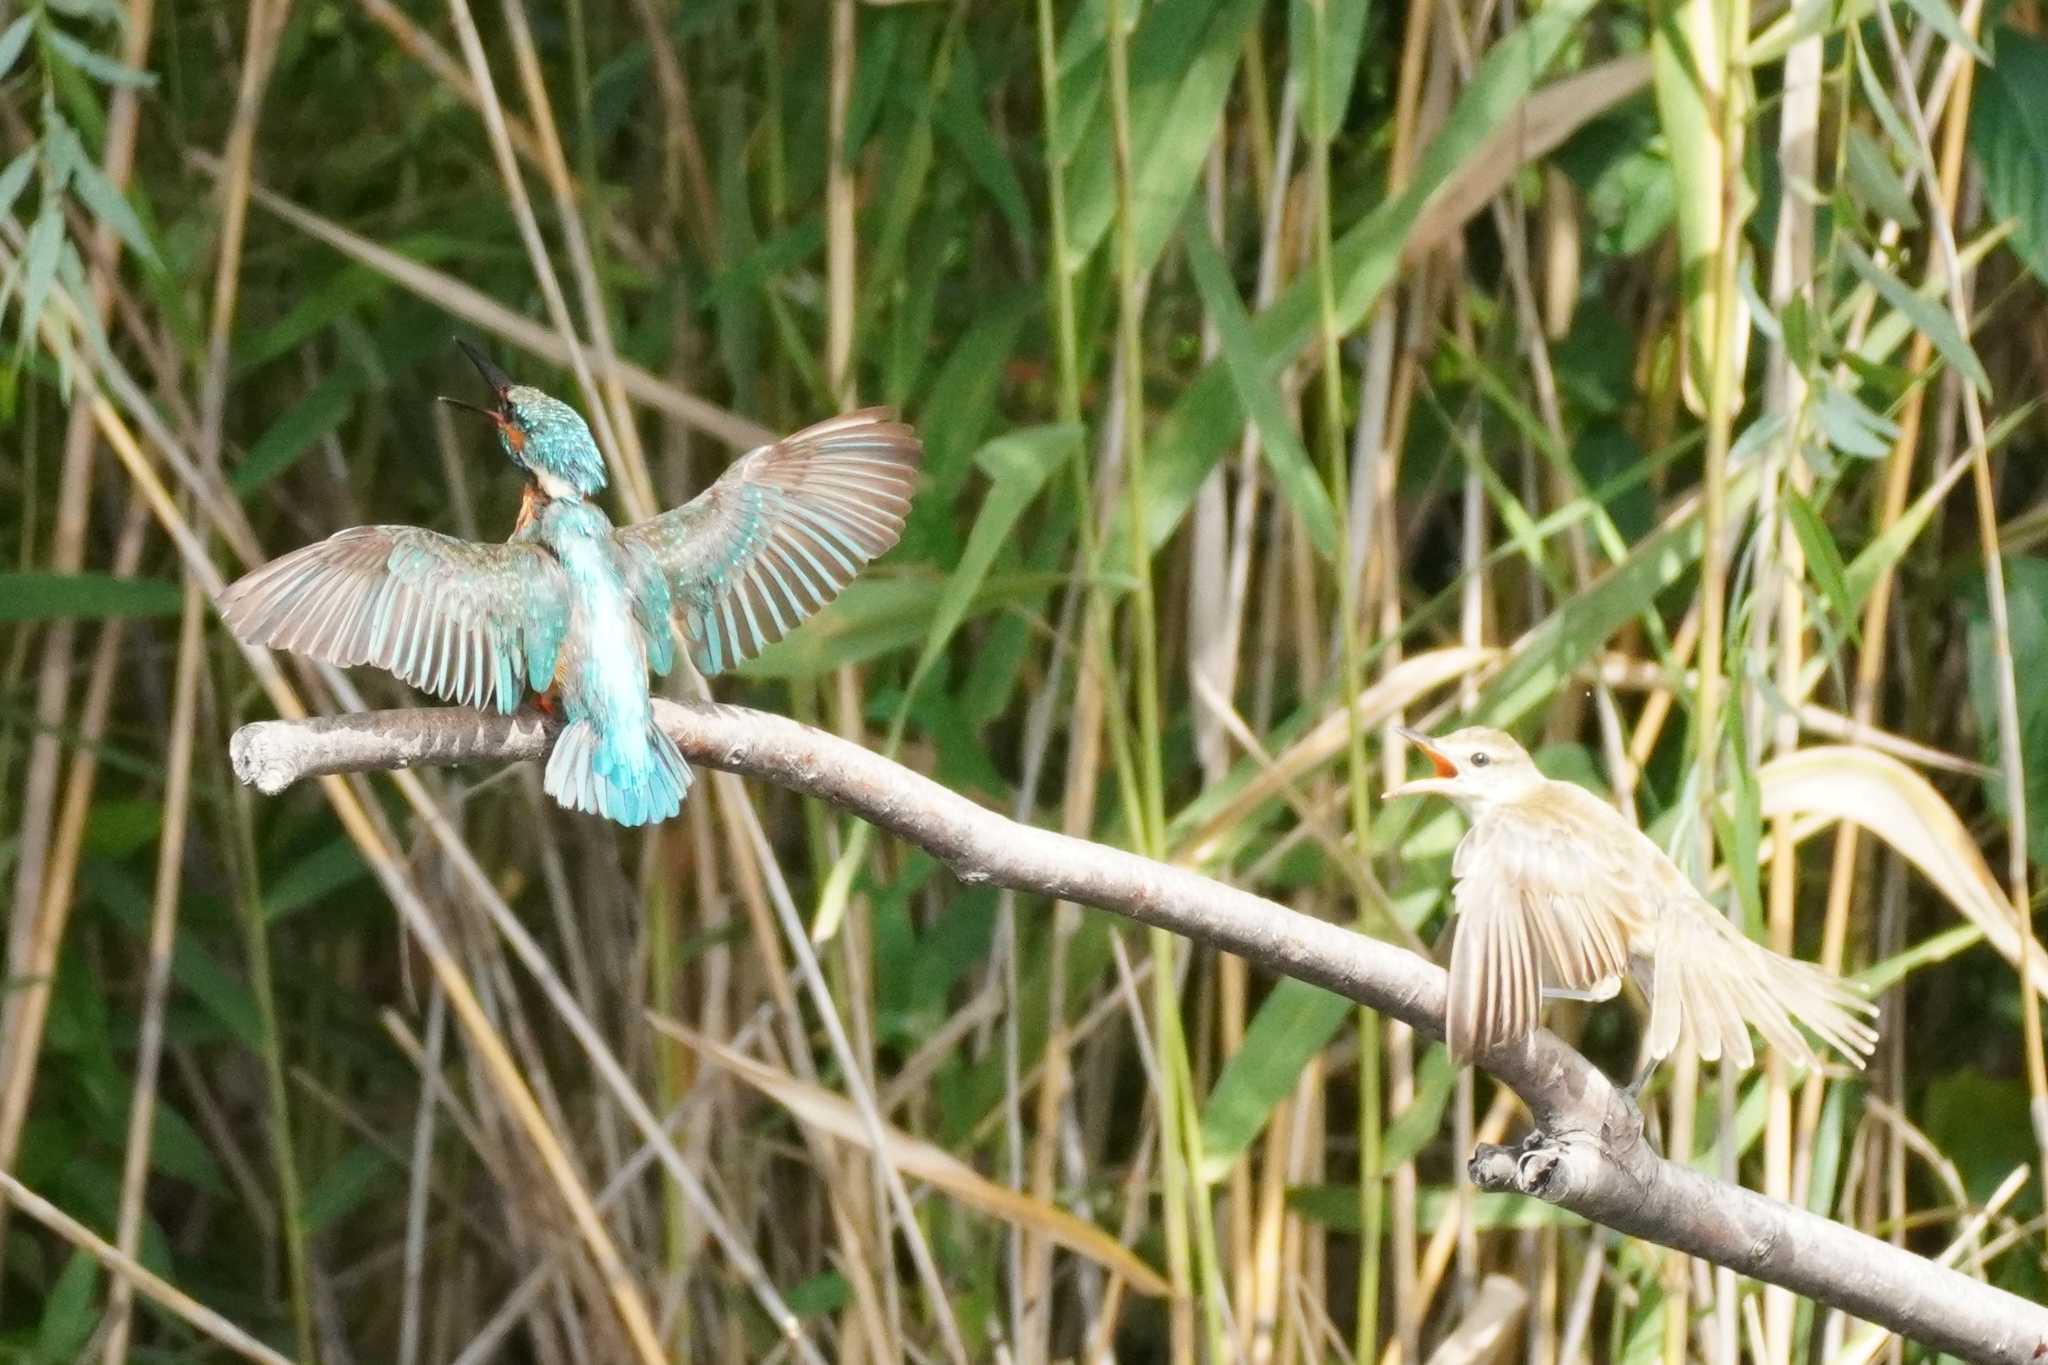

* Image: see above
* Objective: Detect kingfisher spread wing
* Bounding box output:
[615,408,921,676]
[220,527,569,715]
[221,351,921,827]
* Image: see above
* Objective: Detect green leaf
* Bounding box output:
[67,154,158,267]
[1182,211,1340,560]
[233,264,390,377]
[1715,724,1765,929]
[841,7,905,162]
[0,572,181,621]
[1197,979,1350,1182]
[1804,1071,1855,1221]
[1782,488,1858,642]
[1899,0,1987,64]
[1291,0,1371,146]
[785,1271,853,1318]
[702,214,824,313]
[1062,0,1263,275]
[1381,1045,1457,1168]
[934,47,1033,249]
[1113,0,1598,564]
[905,425,1079,696]
[1842,399,2034,612]
[86,799,160,857]
[44,0,126,25]
[1814,387,1897,459]
[1973,28,2048,290]
[1965,556,2048,869]
[231,372,358,494]
[54,237,108,372]
[17,201,65,352]
[1843,125,1920,230]
[1476,462,1750,728]
[42,24,156,88]
[904,882,999,1018]
[1852,36,1931,183]
[740,574,1073,680]
[916,289,1035,499]
[712,100,762,414]
[302,1143,394,1234]
[263,838,372,922]
[1557,101,1675,256]
[1843,488,1936,613]
[147,1100,230,1197]
[0,13,36,82]
[1051,0,1110,159]
[171,937,267,1049]
[33,1252,99,1364]
[1572,421,1656,543]
[1924,1071,2039,1208]
[0,147,35,223]
[1838,235,1990,397]
[39,105,79,195]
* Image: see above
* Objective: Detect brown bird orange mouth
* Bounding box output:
[1394,725,1458,780]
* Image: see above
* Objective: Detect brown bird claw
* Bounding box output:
[1517,1142,1564,1195]
[1466,1142,1521,1190]
[1466,1134,1566,1199]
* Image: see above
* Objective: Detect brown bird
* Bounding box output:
[1387,725,1878,1072]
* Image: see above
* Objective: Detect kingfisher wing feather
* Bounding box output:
[615,408,921,675]
[220,526,570,713]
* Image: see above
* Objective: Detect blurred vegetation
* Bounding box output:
[2,0,2046,1360]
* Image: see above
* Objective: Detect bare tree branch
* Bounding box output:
[230,701,2048,1365]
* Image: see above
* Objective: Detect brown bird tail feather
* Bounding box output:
[1646,906,1878,1071]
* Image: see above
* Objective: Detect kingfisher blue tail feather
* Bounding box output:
[221,344,921,827]
[545,717,692,827]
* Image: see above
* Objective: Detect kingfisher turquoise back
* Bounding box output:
[528,496,689,826]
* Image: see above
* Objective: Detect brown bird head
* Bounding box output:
[1385,725,1544,810]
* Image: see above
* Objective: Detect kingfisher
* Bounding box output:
[221,342,922,826]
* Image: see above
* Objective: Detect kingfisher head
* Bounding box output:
[439,340,607,499]
[1384,725,1545,811]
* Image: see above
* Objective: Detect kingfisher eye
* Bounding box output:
[1470,752,1490,768]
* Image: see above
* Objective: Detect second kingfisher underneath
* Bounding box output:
[221,343,922,827]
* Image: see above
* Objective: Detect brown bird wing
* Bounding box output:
[1642,903,1878,1070]
[1444,862,1540,1063]
[1445,784,1662,1059]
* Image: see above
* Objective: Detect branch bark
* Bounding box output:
[230,701,2048,1364]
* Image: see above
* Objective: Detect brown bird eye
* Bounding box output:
[1471,753,1490,767]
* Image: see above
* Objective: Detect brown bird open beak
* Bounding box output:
[1384,724,1461,800]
